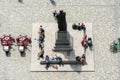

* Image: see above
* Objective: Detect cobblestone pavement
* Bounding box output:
[0,0,120,80]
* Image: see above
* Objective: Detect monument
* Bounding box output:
[53,10,73,52]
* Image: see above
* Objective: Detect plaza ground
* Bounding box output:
[0,0,120,80]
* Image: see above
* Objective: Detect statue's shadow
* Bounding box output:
[61,50,82,73]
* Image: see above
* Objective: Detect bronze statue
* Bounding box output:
[56,10,67,31]
[53,10,73,51]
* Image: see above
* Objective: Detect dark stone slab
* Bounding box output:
[53,31,73,52]
[40,60,81,64]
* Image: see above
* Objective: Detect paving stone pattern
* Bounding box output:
[0,0,120,80]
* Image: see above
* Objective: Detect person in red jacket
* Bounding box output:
[81,34,87,46]
[83,34,87,41]
[16,35,31,47]
[81,40,84,46]
[9,35,15,43]
[81,34,88,51]
[4,40,12,46]
[16,35,21,43]
[1,35,14,46]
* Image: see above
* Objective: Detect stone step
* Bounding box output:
[40,60,82,65]
[52,47,73,52]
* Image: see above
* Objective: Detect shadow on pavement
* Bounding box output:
[50,0,56,6]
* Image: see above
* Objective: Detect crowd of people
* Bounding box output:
[36,11,94,70]
[72,23,93,51]
[76,54,86,65]
[36,25,64,69]
[45,54,63,70]
[36,26,63,69]
[37,25,45,60]
[72,23,86,34]
[72,23,93,65]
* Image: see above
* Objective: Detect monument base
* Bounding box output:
[53,31,73,52]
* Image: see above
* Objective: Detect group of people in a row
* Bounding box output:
[76,54,86,65]
[72,23,93,51]
[36,25,63,70]
[37,25,45,60]
[72,23,86,33]
[36,26,63,69]
[73,23,93,65]
[45,54,63,70]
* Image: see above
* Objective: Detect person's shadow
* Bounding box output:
[18,0,23,3]
[50,0,56,6]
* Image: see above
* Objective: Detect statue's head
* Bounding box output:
[40,25,42,27]
[60,10,63,13]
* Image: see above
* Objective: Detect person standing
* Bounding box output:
[56,56,63,66]
[37,48,44,60]
[45,55,50,70]
[39,25,45,40]
[76,56,81,62]
[72,23,78,30]
[39,25,45,34]
[81,54,86,65]
[80,23,86,34]
[52,9,57,17]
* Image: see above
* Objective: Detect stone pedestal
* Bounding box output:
[53,31,73,52]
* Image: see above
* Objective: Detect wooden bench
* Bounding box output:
[40,60,81,65]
